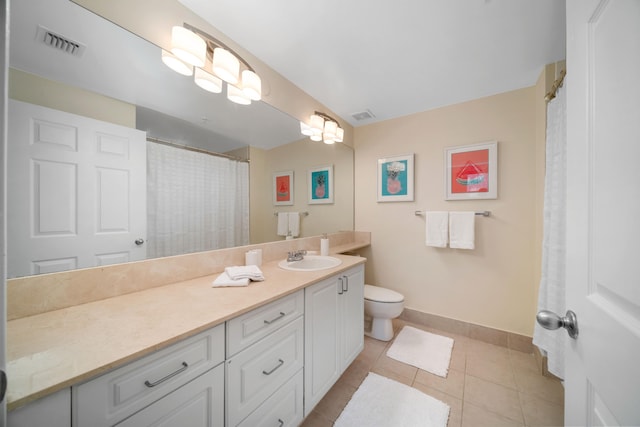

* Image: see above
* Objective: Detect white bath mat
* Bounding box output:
[334,372,450,427]
[386,326,454,377]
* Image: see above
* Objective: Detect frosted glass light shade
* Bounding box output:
[324,120,338,139]
[310,114,324,134]
[300,122,314,136]
[323,135,336,144]
[310,133,323,142]
[213,48,240,84]
[161,50,193,76]
[170,26,206,67]
[194,68,223,93]
[335,127,344,143]
[241,70,262,100]
[227,84,251,105]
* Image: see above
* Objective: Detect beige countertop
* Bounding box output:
[7,254,366,410]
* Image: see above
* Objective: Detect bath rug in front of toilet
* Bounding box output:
[386,326,454,377]
[334,372,450,427]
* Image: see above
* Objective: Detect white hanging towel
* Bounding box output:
[277,212,289,236]
[425,211,449,247]
[449,211,475,249]
[288,212,300,237]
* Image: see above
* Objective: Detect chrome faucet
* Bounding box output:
[287,250,307,262]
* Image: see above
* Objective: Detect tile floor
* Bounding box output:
[301,319,564,427]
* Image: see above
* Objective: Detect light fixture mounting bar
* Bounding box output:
[183,23,256,72]
[314,111,340,124]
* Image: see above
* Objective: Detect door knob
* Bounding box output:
[135,238,145,245]
[536,309,579,339]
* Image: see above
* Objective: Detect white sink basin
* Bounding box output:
[278,255,342,272]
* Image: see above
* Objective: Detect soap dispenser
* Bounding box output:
[320,234,330,256]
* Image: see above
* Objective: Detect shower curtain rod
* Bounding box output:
[544,68,567,103]
[146,136,249,163]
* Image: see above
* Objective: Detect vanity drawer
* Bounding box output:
[226,316,304,426]
[237,369,303,427]
[73,324,224,427]
[226,290,303,357]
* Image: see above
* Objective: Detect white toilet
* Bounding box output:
[364,284,405,341]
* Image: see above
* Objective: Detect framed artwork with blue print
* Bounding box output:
[377,154,414,202]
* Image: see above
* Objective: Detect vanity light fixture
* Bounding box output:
[161,50,193,76]
[162,24,261,105]
[300,111,344,144]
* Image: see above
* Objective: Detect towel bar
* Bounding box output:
[414,210,490,217]
[274,211,309,216]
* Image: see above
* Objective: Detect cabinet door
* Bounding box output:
[116,364,224,427]
[340,266,365,369]
[8,388,71,427]
[304,276,341,416]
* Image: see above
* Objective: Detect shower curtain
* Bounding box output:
[146,142,249,258]
[532,80,567,379]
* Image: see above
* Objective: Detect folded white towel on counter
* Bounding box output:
[277,212,289,236]
[288,212,300,237]
[225,265,265,281]
[425,211,449,247]
[212,272,250,287]
[449,211,475,249]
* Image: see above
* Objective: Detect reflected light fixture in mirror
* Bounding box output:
[161,50,193,76]
[300,111,344,144]
[162,24,261,105]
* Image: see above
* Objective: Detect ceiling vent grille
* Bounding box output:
[36,25,86,57]
[351,109,375,121]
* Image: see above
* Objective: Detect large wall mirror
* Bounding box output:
[7,0,354,279]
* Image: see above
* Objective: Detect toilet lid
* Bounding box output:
[364,284,404,303]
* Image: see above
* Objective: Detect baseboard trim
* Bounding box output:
[399,307,534,353]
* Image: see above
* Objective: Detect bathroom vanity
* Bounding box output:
[6,253,366,427]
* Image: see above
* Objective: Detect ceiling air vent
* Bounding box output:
[36,25,86,57]
[351,109,375,121]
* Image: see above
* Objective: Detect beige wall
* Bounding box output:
[8,69,135,127]
[354,86,542,336]
[250,139,354,243]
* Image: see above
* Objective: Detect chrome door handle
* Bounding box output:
[144,361,188,387]
[135,238,145,245]
[536,310,579,339]
[264,312,286,325]
[342,275,349,292]
[338,278,343,295]
[262,359,284,375]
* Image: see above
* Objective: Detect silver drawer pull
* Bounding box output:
[278,419,284,427]
[262,359,284,375]
[264,312,286,325]
[144,361,188,387]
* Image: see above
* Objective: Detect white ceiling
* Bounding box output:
[179,0,566,126]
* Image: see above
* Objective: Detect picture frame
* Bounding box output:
[445,141,498,200]
[377,154,414,202]
[308,165,334,204]
[273,170,294,206]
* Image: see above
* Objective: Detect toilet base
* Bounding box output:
[365,317,394,341]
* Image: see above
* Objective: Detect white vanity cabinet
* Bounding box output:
[8,389,71,427]
[226,290,304,427]
[72,324,225,427]
[304,265,364,416]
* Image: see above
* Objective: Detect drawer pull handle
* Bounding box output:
[144,361,188,387]
[264,312,286,325]
[262,359,284,375]
[278,419,284,427]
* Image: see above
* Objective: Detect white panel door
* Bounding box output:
[565,1,640,425]
[7,100,146,278]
